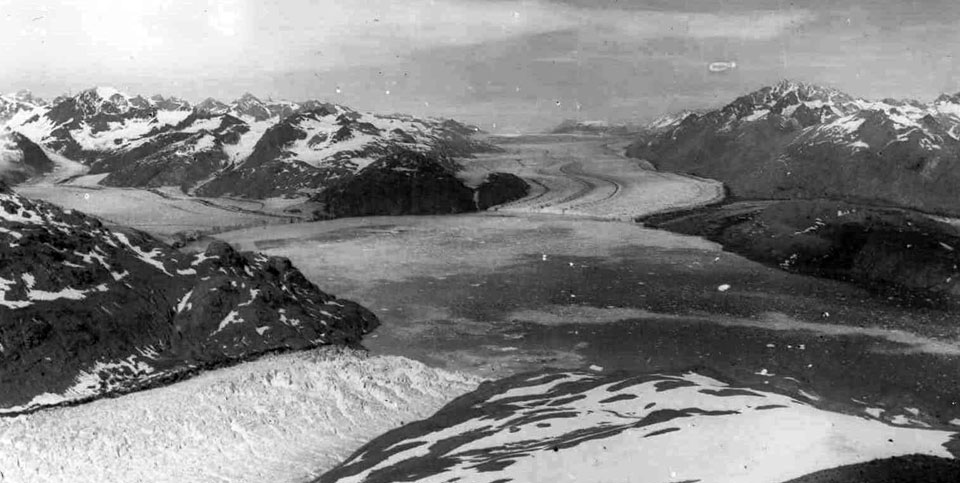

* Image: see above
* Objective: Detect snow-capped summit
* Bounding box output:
[94,85,122,99]
[231,92,273,121]
[194,94,344,123]
[263,98,302,120]
[935,91,960,103]
[720,79,859,127]
[628,80,960,215]
[71,86,146,116]
[148,94,192,111]
[194,97,230,116]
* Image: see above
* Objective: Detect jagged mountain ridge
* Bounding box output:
[627,80,960,215]
[2,86,495,198]
[194,105,494,198]
[0,182,378,414]
[0,90,46,125]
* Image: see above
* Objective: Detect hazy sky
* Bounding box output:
[2,0,959,132]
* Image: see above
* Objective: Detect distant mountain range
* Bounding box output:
[627,80,960,216]
[0,181,378,414]
[0,87,497,198]
[549,119,641,136]
[550,112,703,136]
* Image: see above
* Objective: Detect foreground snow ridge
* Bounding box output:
[320,370,957,483]
[0,349,481,483]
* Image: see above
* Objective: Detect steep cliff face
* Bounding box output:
[0,185,378,414]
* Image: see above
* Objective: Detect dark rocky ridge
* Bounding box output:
[313,150,476,217]
[311,149,528,218]
[193,108,353,198]
[0,186,378,413]
[95,115,250,191]
[642,199,960,308]
[39,90,159,162]
[476,172,529,210]
[783,455,960,483]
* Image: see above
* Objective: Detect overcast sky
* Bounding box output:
[2,0,959,132]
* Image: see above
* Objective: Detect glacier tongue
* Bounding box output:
[0,348,481,483]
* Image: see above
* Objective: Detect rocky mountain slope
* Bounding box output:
[627,80,960,215]
[0,182,378,414]
[0,130,55,184]
[191,106,494,198]
[318,369,959,483]
[642,200,960,307]
[2,87,498,199]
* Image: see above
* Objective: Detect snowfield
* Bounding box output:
[321,370,957,483]
[0,348,481,483]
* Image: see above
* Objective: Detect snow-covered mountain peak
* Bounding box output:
[230,93,273,121]
[149,94,192,111]
[195,97,230,116]
[93,86,123,99]
[719,81,860,127]
[768,79,848,100]
[236,92,261,102]
[71,86,148,117]
[630,81,960,215]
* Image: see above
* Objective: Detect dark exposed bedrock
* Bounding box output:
[642,199,960,308]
